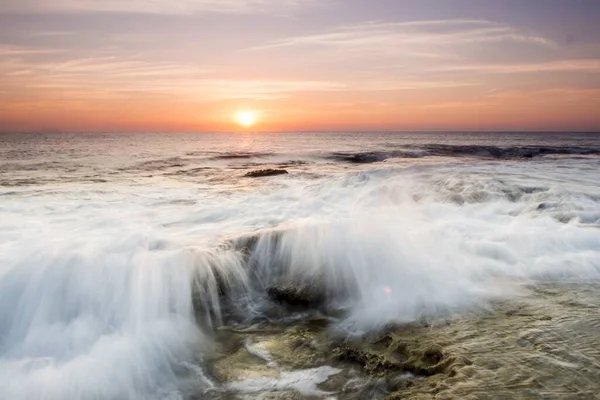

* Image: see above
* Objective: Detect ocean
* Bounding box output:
[1,131,599,399]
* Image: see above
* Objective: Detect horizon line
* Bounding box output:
[2,130,600,135]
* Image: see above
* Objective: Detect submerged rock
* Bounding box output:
[202,284,600,399]
[245,169,289,178]
[332,332,455,378]
[210,319,386,400]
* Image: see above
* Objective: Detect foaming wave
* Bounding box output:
[0,230,250,400]
[1,159,600,398]
[233,199,600,333]
[233,162,599,331]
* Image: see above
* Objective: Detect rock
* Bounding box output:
[244,169,288,178]
[266,285,324,309]
[537,202,550,210]
[332,332,455,378]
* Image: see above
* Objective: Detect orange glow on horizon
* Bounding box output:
[0,5,599,133]
[0,87,599,133]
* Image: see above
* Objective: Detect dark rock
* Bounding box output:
[537,202,557,211]
[244,169,288,178]
[266,285,324,309]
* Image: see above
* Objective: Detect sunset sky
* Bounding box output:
[0,0,599,132]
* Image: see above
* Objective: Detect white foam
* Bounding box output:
[226,366,342,397]
[180,361,216,389]
[244,339,278,368]
[1,158,599,398]
[241,164,600,332]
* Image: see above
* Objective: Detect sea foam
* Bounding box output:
[1,158,599,399]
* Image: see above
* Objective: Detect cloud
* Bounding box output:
[433,59,600,74]
[1,15,597,120]
[239,18,565,91]
[197,79,345,99]
[0,54,209,83]
[485,87,600,100]
[29,31,75,37]
[422,100,494,109]
[0,44,65,55]
[0,44,475,101]
[0,51,344,101]
[0,0,319,15]
[349,80,477,91]
[247,19,554,52]
[242,18,600,89]
[1,53,206,98]
[422,87,600,110]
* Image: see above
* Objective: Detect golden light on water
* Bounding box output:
[235,111,256,128]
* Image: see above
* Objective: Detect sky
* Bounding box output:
[0,0,599,132]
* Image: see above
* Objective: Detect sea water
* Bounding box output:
[1,132,599,399]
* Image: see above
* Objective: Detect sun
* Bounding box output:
[235,111,256,128]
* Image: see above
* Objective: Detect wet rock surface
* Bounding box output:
[198,283,600,400]
[267,285,325,310]
[245,169,289,178]
[332,332,455,378]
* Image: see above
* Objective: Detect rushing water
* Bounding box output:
[0,132,599,399]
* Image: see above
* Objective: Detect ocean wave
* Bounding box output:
[418,144,600,159]
[325,145,600,164]
[1,160,600,399]
[208,152,275,161]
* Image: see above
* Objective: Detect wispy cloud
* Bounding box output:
[350,80,477,91]
[0,0,320,15]
[1,53,207,98]
[0,42,477,101]
[0,44,65,55]
[239,19,567,92]
[0,51,344,101]
[433,59,600,74]
[247,19,554,52]
[198,79,345,99]
[422,100,495,109]
[423,87,600,110]
[240,18,600,95]
[29,31,75,37]
[484,87,600,100]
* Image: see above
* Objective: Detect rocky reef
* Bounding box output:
[187,232,600,399]
[196,283,600,399]
[244,169,289,178]
[267,284,326,310]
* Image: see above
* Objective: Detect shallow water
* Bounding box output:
[0,132,599,399]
